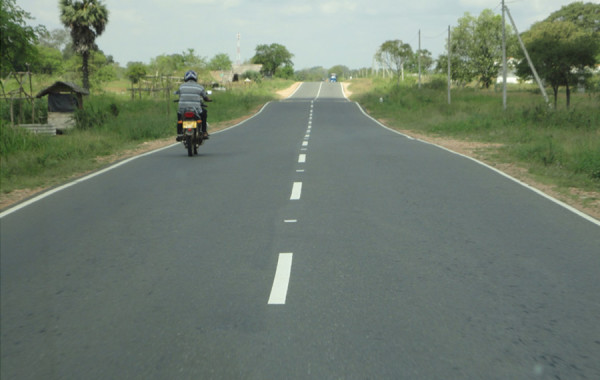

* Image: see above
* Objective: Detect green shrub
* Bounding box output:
[0,121,50,155]
[74,96,120,130]
[422,75,447,90]
[0,98,48,125]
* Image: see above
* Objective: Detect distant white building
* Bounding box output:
[210,64,263,83]
[496,71,521,84]
[496,58,533,84]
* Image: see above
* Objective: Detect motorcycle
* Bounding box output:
[177,109,204,156]
[175,91,212,157]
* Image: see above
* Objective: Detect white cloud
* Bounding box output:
[458,0,491,7]
[319,1,358,14]
[151,0,216,5]
[281,4,313,15]
[16,0,581,70]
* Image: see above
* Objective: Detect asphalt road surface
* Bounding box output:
[2,82,599,379]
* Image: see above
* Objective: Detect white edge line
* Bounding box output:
[285,83,304,99]
[314,82,323,101]
[268,253,293,305]
[0,102,274,219]
[0,144,176,219]
[354,102,600,227]
[341,82,348,100]
[212,101,272,134]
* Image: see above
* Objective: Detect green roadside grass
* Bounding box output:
[0,79,294,201]
[348,76,600,215]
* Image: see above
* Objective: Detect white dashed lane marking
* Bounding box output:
[269,104,313,305]
[268,253,293,304]
[290,182,303,200]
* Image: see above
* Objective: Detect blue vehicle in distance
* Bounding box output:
[329,73,337,82]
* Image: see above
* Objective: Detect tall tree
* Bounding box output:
[295,66,328,82]
[0,0,46,76]
[182,48,207,71]
[329,65,351,79]
[60,0,109,90]
[208,53,233,71]
[31,45,64,75]
[546,2,600,34]
[38,28,70,51]
[545,1,600,61]
[406,49,434,73]
[150,54,185,76]
[375,40,413,84]
[251,43,294,77]
[275,64,294,79]
[126,62,147,99]
[516,20,598,108]
[449,9,513,88]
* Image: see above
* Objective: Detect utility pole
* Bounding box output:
[236,32,241,65]
[447,25,451,105]
[418,29,422,89]
[505,6,550,106]
[372,56,376,78]
[502,0,507,110]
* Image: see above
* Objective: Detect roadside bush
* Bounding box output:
[0,122,50,156]
[0,98,48,125]
[584,74,600,95]
[74,96,120,130]
[100,99,172,141]
[422,75,447,90]
[243,71,262,83]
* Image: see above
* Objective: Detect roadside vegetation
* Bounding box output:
[349,76,600,210]
[0,80,292,196]
[2,0,598,218]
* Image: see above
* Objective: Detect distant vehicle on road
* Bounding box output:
[329,73,337,82]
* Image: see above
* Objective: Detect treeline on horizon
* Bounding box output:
[2,0,599,103]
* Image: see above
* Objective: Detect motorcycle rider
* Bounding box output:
[175,70,212,140]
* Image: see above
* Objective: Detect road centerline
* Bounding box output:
[290,182,303,200]
[268,253,293,305]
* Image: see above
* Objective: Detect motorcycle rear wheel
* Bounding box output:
[187,135,193,157]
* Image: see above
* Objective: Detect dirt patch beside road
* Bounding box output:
[277,82,302,98]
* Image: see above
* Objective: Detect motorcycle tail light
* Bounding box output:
[184,111,196,118]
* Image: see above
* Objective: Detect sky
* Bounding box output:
[17,0,590,70]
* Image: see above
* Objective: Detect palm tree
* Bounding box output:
[60,0,108,90]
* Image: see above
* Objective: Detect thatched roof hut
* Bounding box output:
[35,82,89,131]
[36,81,89,111]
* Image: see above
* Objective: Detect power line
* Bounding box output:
[422,29,448,39]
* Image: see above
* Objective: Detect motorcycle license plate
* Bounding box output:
[183,121,197,129]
